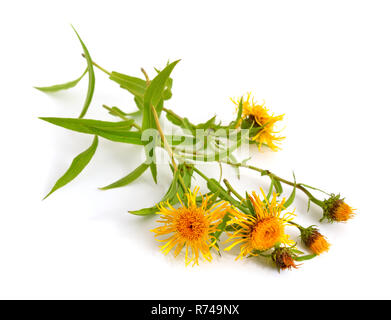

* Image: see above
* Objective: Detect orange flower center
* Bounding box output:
[250,217,284,251]
[176,209,208,241]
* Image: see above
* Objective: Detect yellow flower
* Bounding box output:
[231,93,285,151]
[225,189,295,259]
[151,187,230,266]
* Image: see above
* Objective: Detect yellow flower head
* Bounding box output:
[225,189,295,259]
[231,93,285,151]
[300,226,330,255]
[151,187,230,266]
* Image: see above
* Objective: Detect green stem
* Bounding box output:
[223,179,245,202]
[81,53,111,76]
[287,221,305,231]
[192,166,209,181]
[221,160,324,207]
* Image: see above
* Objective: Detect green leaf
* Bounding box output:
[134,96,144,110]
[195,115,217,129]
[245,192,256,215]
[142,60,180,131]
[103,105,141,119]
[129,168,180,216]
[166,112,184,126]
[299,183,330,196]
[212,212,231,245]
[228,97,243,128]
[149,161,158,183]
[39,117,144,145]
[274,179,283,195]
[177,164,193,200]
[40,117,134,132]
[129,207,159,216]
[34,68,87,92]
[267,177,275,201]
[161,170,180,204]
[142,60,180,182]
[283,173,296,209]
[294,254,317,261]
[206,178,250,214]
[100,162,149,190]
[71,26,95,119]
[109,72,146,98]
[43,135,98,199]
[89,127,144,145]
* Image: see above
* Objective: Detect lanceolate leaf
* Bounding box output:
[100,162,149,190]
[39,117,190,146]
[228,97,243,128]
[43,135,98,199]
[142,60,180,131]
[129,168,181,216]
[39,117,144,145]
[283,173,297,209]
[142,60,180,183]
[88,127,144,145]
[109,72,146,98]
[34,68,87,92]
[71,26,95,119]
[129,207,159,216]
[294,254,317,261]
[40,117,135,133]
[267,177,275,201]
[274,179,283,195]
[213,212,231,245]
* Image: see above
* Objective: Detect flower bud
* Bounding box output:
[300,226,330,255]
[271,247,299,271]
[322,194,355,222]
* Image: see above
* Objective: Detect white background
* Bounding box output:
[1,0,390,299]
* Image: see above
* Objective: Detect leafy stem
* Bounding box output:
[221,160,324,207]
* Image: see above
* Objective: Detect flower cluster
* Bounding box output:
[35,27,356,272]
[152,185,345,271]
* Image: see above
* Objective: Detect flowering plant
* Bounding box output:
[35,27,355,271]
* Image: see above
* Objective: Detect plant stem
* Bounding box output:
[151,104,187,191]
[81,53,111,76]
[223,179,245,202]
[287,221,305,230]
[221,160,324,207]
[141,68,150,85]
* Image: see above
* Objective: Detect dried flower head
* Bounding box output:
[151,187,230,266]
[224,189,295,259]
[300,226,330,255]
[231,93,285,151]
[271,247,299,271]
[322,194,355,222]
